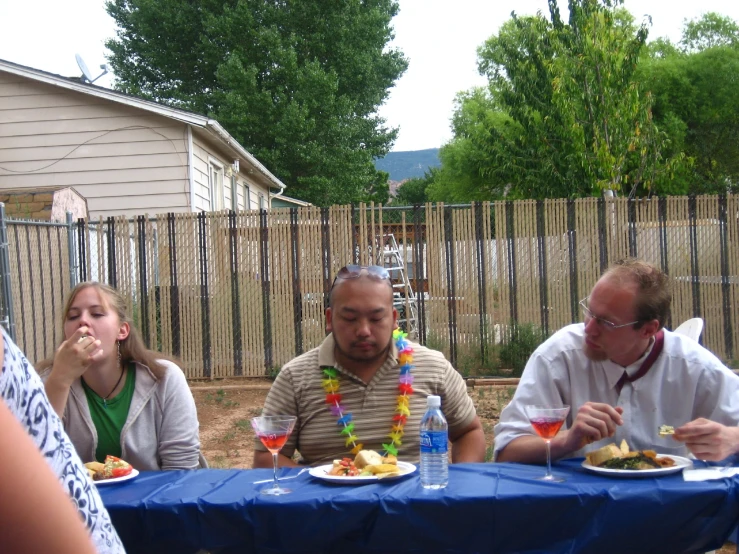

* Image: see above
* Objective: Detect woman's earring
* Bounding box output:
[117,340,121,368]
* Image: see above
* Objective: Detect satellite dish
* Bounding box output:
[75,54,109,84]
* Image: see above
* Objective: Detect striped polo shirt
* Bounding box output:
[255,333,477,465]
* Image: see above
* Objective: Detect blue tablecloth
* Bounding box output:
[100,459,739,554]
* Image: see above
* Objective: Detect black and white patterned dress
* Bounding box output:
[0,329,124,554]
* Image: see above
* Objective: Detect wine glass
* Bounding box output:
[524,405,570,482]
[251,415,297,495]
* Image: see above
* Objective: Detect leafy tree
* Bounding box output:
[427,88,514,202]
[680,12,739,52]
[640,45,739,193]
[436,0,684,201]
[391,169,436,206]
[105,0,408,206]
[637,13,739,193]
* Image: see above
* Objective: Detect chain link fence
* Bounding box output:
[0,195,737,378]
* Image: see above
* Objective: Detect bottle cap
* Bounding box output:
[427,395,441,408]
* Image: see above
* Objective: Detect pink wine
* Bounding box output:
[530,417,565,439]
[258,432,289,453]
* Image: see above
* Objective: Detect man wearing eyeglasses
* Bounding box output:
[494,258,739,464]
[253,265,486,468]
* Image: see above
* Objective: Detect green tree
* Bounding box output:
[638,13,739,193]
[436,0,683,201]
[680,12,739,52]
[390,169,437,206]
[427,88,514,202]
[105,0,407,206]
[640,46,739,193]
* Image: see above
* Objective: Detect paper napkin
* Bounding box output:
[683,467,739,481]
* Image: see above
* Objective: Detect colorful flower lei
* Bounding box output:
[322,328,414,457]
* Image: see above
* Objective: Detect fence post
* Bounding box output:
[0,203,16,341]
[66,211,77,288]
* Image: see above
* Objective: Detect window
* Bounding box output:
[244,184,252,210]
[209,163,225,211]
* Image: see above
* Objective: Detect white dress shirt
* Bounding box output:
[493,324,739,460]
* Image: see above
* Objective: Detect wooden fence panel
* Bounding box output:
[4,195,739,377]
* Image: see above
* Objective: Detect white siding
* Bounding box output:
[235,178,244,210]
[191,138,272,212]
[0,72,191,218]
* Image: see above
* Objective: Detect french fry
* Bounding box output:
[365,463,401,475]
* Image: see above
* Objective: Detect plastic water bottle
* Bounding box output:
[419,394,448,489]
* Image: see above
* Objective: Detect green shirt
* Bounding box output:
[82,364,136,462]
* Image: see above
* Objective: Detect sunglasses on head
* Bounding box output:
[331,265,390,287]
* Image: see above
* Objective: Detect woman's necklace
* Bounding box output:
[322,329,414,457]
[101,366,126,409]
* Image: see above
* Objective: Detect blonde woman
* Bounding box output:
[41,282,202,471]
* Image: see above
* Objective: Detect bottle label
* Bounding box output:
[420,430,448,454]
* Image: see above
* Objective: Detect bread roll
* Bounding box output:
[354,450,384,469]
[585,444,622,466]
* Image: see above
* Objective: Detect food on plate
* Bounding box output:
[85,461,105,480]
[328,457,360,476]
[354,449,383,468]
[585,443,623,467]
[84,456,134,481]
[658,424,675,437]
[585,441,675,470]
[327,449,401,478]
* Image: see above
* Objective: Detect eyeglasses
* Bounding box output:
[331,265,390,288]
[578,297,640,331]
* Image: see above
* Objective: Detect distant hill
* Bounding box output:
[375,148,440,182]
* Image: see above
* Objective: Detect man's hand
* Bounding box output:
[498,402,624,464]
[49,327,103,386]
[557,402,624,454]
[674,418,739,461]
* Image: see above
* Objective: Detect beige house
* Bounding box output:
[0,58,286,219]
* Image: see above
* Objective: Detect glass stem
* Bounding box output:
[545,439,553,478]
[272,452,279,488]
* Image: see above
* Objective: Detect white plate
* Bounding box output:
[93,468,139,485]
[582,455,692,477]
[309,461,416,484]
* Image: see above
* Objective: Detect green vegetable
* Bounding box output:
[600,454,660,470]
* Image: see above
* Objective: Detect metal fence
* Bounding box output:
[0,195,737,379]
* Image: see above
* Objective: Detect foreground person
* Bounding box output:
[1,328,123,553]
[495,258,739,464]
[254,265,486,467]
[40,282,202,470]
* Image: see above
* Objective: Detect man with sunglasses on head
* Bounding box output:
[253,265,486,468]
[494,258,739,464]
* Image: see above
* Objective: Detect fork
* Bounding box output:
[252,467,310,485]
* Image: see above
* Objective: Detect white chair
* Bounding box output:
[673,317,704,342]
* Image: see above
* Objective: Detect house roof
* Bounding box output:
[0,58,286,191]
[271,194,313,207]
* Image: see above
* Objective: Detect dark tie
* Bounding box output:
[615,330,665,394]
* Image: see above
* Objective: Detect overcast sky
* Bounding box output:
[1,0,738,152]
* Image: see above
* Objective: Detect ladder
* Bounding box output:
[380,233,419,339]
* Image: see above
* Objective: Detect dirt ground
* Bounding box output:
[189,378,735,554]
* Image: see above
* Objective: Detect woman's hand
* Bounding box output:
[50,327,103,386]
